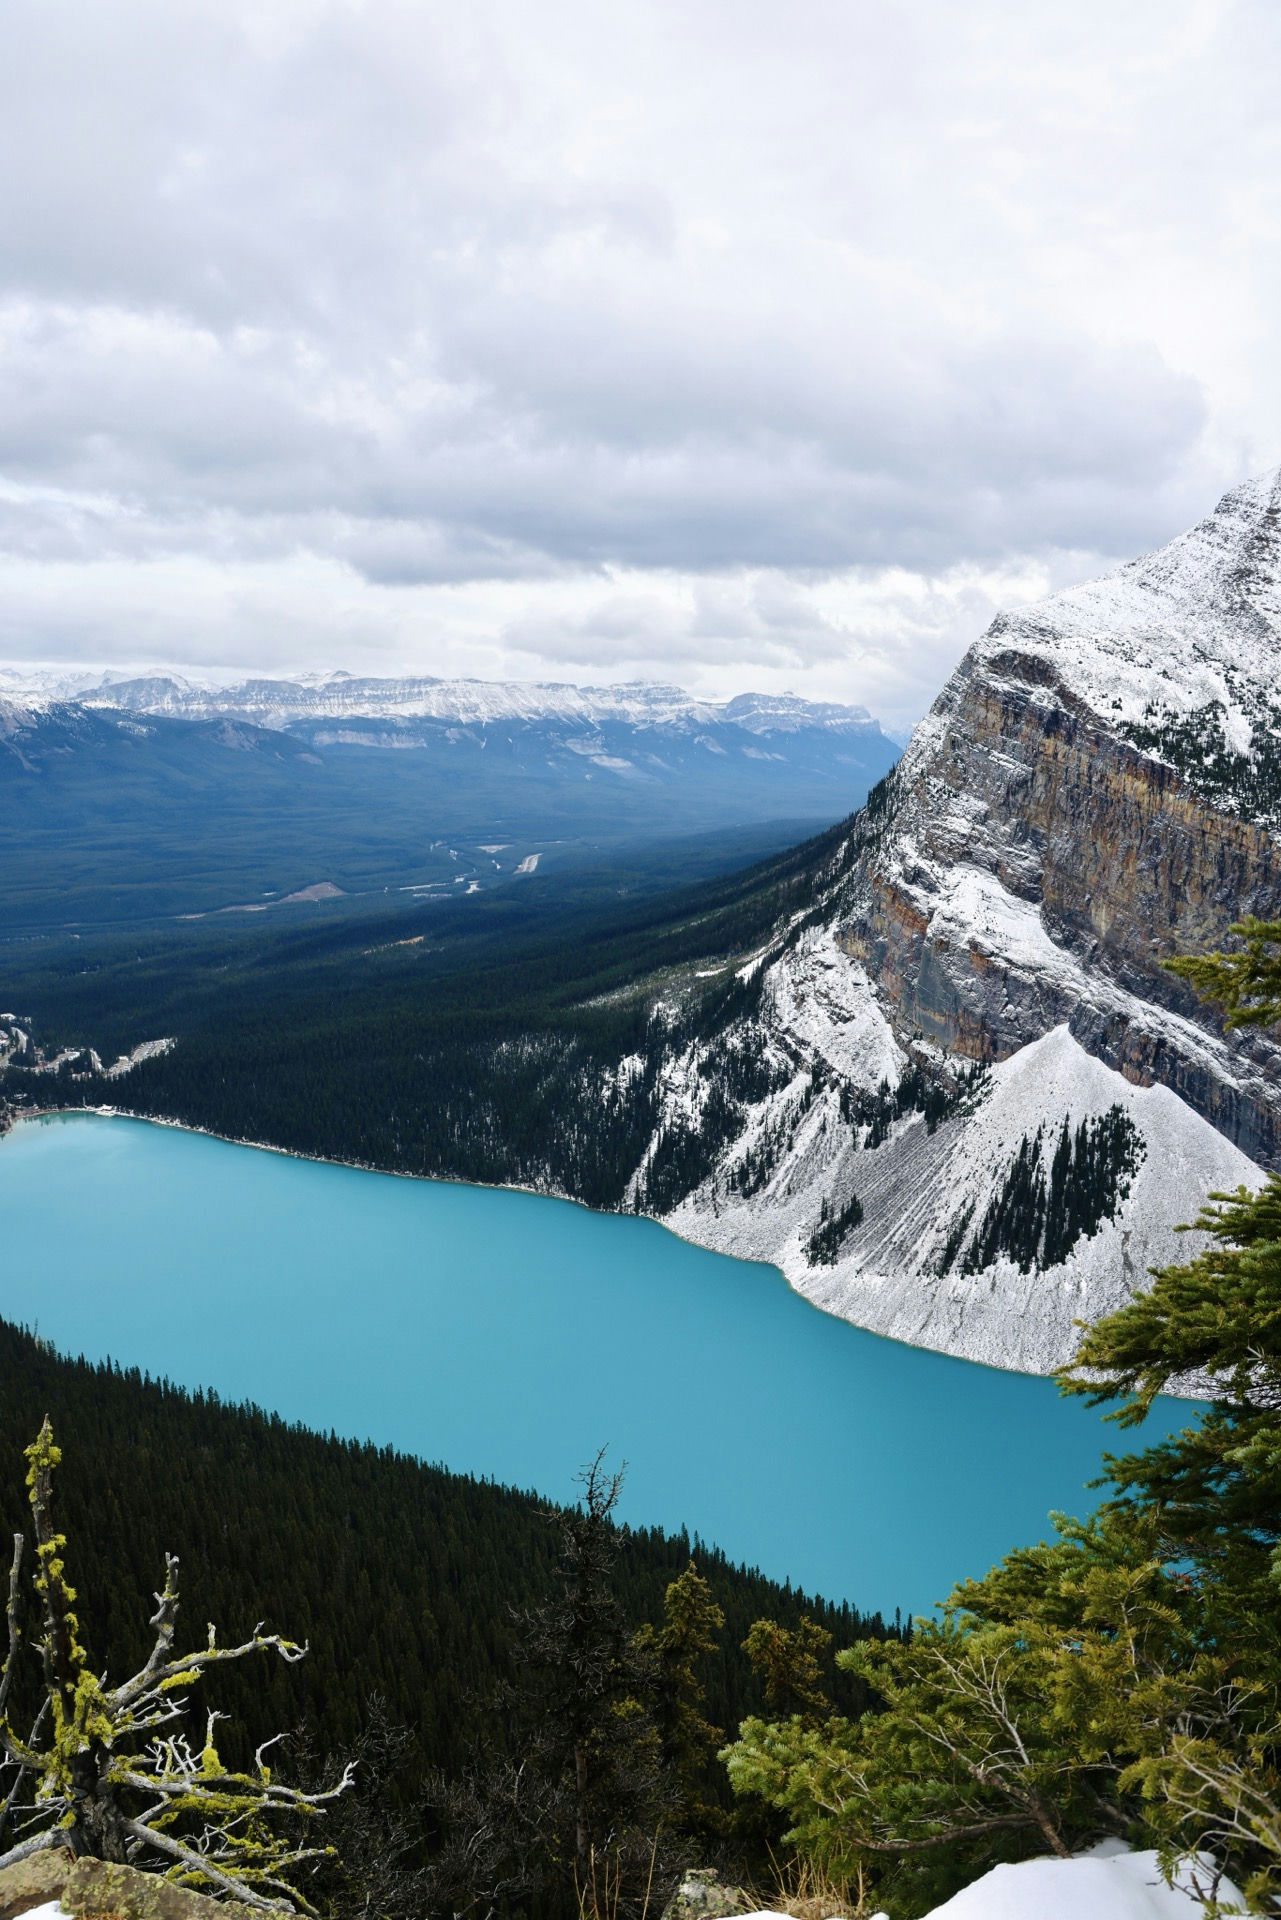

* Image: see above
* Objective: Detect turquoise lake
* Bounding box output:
[0,1112,1194,1616]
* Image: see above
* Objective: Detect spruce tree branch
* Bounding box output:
[831,1810,1043,1854]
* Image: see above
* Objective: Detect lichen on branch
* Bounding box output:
[0,1420,351,1911]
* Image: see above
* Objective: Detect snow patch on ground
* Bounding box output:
[914,1844,1241,1919]
[737,1846,1241,1920]
[102,1037,176,1078]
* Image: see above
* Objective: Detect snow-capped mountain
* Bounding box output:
[639,469,1281,1374]
[0,669,900,932]
[6,667,885,741]
[0,667,897,792]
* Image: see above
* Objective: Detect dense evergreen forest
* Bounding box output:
[1,820,854,1210]
[0,1316,895,1791]
[0,694,893,933]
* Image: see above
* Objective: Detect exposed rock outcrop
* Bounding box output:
[646,469,1281,1374]
[660,1867,754,1920]
[0,1854,263,1920]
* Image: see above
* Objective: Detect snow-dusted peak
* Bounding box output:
[977,464,1281,740]
[721,691,874,734]
[8,668,890,741]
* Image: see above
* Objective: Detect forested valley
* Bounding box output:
[0,816,857,1209]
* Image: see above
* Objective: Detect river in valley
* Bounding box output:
[0,1111,1194,1615]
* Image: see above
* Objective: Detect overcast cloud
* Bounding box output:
[0,0,1277,724]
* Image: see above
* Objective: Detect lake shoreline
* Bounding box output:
[8,1100,1083,1391]
[3,1105,1184,1613]
[9,1102,1205,1401]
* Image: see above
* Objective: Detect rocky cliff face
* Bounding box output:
[644,469,1281,1374]
[846,467,1281,1159]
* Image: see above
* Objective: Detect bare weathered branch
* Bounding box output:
[0,1535,23,1720]
[0,1424,352,1909]
[122,1817,300,1914]
[0,1828,60,1871]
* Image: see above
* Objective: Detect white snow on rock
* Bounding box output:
[641,473,1280,1377]
[662,939,1261,1373]
[0,667,889,744]
[102,1037,176,1078]
[764,926,903,1091]
[976,466,1281,749]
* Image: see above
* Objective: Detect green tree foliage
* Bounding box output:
[834,1061,988,1153]
[633,1562,725,1833]
[523,1453,662,1893]
[0,1319,893,1789]
[1164,915,1281,1029]
[0,1321,898,1919]
[722,950,1281,1915]
[419,1457,672,1920]
[1,820,857,1215]
[725,1498,1262,1913]
[741,1617,832,1724]
[1061,1172,1281,1910]
[805,1193,864,1267]
[948,1107,1141,1278]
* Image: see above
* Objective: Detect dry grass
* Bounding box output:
[757,1850,875,1920]
[575,1832,663,1920]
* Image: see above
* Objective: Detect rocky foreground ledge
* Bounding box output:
[0,1853,264,1920]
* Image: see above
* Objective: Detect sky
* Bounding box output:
[0,0,1277,727]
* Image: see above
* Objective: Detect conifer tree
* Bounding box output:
[741,1617,832,1723]
[519,1452,663,1900]
[722,925,1281,1914]
[1165,914,1281,1028]
[634,1561,724,1832]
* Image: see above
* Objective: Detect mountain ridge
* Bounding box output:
[0,675,899,931]
[0,667,890,742]
[632,468,1281,1371]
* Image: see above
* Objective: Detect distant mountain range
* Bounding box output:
[0,673,899,930]
[33,669,893,737]
[0,665,894,739]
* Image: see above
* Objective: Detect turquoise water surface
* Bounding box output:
[0,1112,1193,1615]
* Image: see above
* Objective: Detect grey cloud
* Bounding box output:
[0,0,1275,699]
[0,295,1208,579]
